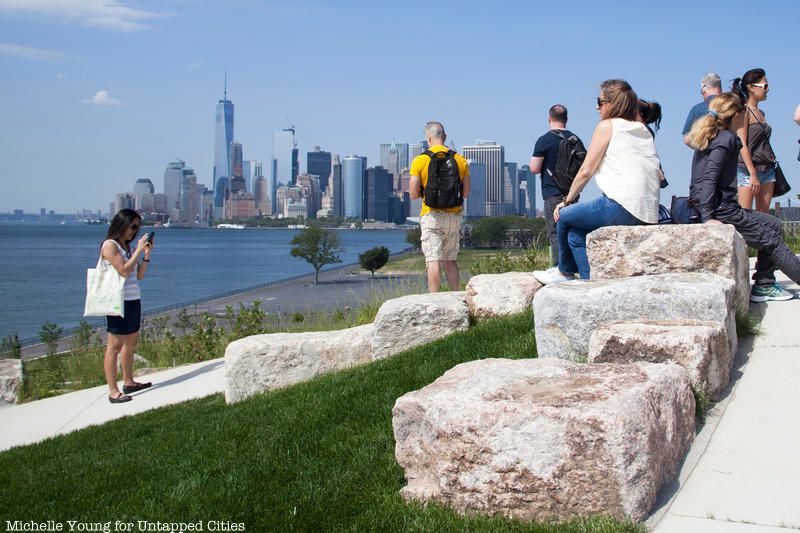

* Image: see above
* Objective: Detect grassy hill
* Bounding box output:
[0,311,642,532]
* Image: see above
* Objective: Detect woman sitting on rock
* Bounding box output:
[687,92,799,302]
[534,79,662,284]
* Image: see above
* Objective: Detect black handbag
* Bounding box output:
[773,162,791,198]
[670,195,700,224]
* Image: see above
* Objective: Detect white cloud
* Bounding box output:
[0,0,165,32]
[187,61,203,70]
[55,72,64,79]
[0,42,79,61]
[83,90,121,106]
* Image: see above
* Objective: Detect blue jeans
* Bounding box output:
[557,195,645,279]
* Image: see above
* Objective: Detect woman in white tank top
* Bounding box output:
[100,209,155,403]
[534,79,661,284]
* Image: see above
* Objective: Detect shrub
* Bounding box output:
[359,246,390,277]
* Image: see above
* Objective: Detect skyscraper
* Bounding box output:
[273,128,296,188]
[409,140,429,160]
[175,166,198,225]
[380,142,409,189]
[331,155,343,218]
[465,161,486,219]
[133,178,154,196]
[254,175,271,216]
[519,165,535,218]
[342,155,365,219]
[296,173,321,219]
[504,161,517,215]
[213,76,234,214]
[307,146,332,192]
[164,160,186,212]
[462,141,505,217]
[229,141,246,194]
[365,166,391,222]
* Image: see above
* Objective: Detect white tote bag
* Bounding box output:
[84,256,126,317]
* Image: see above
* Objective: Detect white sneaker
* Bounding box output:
[533,267,575,285]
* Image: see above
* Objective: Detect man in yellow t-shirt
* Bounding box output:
[409,121,470,292]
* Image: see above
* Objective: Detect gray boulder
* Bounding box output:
[466,272,543,319]
[588,320,732,400]
[224,323,374,403]
[372,292,469,360]
[533,273,736,362]
[587,224,750,314]
[0,358,22,404]
[393,358,695,522]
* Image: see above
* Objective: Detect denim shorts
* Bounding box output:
[737,167,776,188]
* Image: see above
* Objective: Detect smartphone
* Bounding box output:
[146,231,155,245]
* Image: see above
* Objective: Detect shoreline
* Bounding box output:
[19,248,420,358]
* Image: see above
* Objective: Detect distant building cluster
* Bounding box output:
[107,77,536,226]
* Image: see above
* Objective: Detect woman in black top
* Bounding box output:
[688,92,800,302]
[732,68,776,212]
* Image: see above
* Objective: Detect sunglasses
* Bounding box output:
[596,97,607,107]
[130,224,140,231]
[750,82,769,91]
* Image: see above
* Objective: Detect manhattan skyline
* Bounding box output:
[1,0,799,213]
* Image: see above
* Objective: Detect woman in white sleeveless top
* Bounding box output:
[534,79,661,283]
[100,209,154,403]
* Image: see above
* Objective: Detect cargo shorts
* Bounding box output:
[420,211,461,263]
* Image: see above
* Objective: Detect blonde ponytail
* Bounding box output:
[687,115,720,151]
[686,92,743,151]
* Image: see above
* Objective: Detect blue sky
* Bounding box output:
[1,0,799,213]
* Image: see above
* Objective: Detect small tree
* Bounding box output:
[471,217,510,248]
[0,333,21,359]
[405,227,422,252]
[174,308,193,336]
[290,226,344,285]
[359,246,390,278]
[39,322,64,357]
[70,320,94,352]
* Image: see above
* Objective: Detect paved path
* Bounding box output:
[0,358,225,451]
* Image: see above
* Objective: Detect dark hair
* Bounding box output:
[638,100,662,131]
[731,68,766,102]
[105,208,141,247]
[599,79,638,121]
[549,104,568,124]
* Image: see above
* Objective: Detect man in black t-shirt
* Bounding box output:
[529,104,580,266]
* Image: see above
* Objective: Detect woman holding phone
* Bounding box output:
[101,209,154,403]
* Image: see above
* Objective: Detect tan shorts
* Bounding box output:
[420,211,461,263]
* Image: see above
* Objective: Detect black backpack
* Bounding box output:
[421,149,463,209]
[548,130,587,195]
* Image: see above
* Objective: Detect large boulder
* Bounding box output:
[587,224,750,314]
[372,292,469,360]
[393,358,695,522]
[466,272,543,319]
[0,358,22,404]
[224,323,374,403]
[533,273,736,362]
[588,320,732,400]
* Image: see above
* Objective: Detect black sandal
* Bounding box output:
[109,393,133,404]
[122,381,152,394]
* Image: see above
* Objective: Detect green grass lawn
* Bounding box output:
[0,311,642,532]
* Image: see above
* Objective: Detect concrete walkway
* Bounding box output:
[1,266,799,531]
[0,358,225,451]
[649,269,800,532]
